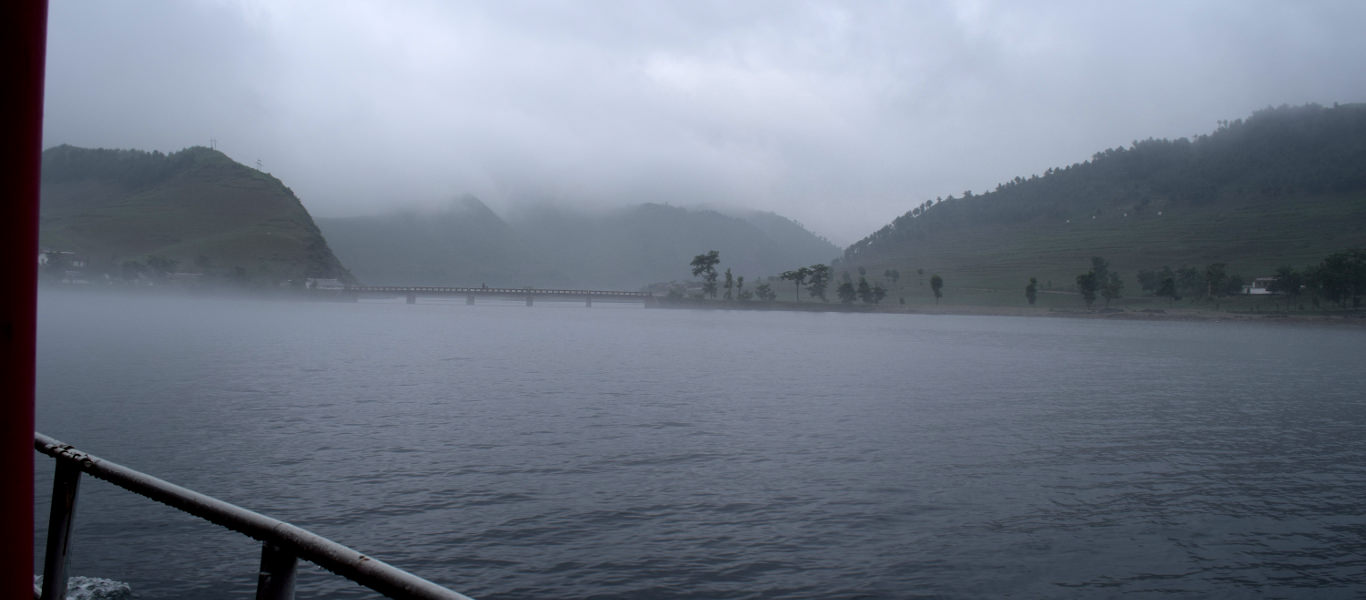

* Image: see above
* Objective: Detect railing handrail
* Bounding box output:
[34,432,475,600]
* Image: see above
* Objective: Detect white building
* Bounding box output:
[1244,277,1278,295]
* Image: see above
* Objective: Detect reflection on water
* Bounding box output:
[34,291,1366,599]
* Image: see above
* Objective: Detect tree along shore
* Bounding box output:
[650,292,1366,326]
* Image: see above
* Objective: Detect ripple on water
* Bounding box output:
[32,293,1366,599]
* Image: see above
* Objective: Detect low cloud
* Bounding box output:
[42,0,1366,244]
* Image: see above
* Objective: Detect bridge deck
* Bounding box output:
[348,286,652,299]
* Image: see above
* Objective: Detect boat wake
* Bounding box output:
[33,576,134,600]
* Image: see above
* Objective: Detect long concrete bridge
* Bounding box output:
[346,285,655,307]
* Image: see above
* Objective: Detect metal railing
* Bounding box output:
[34,433,476,600]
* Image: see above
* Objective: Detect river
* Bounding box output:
[32,290,1366,599]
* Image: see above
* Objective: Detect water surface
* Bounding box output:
[34,291,1366,599]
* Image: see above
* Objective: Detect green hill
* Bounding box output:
[839,103,1366,299]
[40,145,353,285]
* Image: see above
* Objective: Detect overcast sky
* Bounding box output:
[42,0,1366,245]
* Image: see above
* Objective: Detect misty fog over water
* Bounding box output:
[34,291,1366,599]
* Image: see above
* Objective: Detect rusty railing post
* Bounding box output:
[256,541,298,600]
[39,458,82,600]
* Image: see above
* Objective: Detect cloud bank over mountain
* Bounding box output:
[42,1,1366,244]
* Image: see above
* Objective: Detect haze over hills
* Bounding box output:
[316,196,565,288]
[838,103,1366,292]
[509,203,841,289]
[39,103,1363,299]
[317,200,840,289]
[38,143,839,292]
[40,145,353,285]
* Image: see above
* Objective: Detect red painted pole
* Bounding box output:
[0,1,48,596]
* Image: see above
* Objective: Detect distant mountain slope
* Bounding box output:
[40,145,352,284]
[737,210,841,264]
[321,201,840,289]
[316,196,565,287]
[513,203,840,289]
[840,103,1366,289]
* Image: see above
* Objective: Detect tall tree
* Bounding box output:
[1136,269,1158,293]
[780,267,811,301]
[857,277,873,303]
[1310,248,1366,308]
[805,264,831,302]
[1204,263,1228,300]
[723,268,734,301]
[690,250,720,299]
[1102,272,1124,307]
[837,281,857,304]
[930,274,944,304]
[1090,256,1110,285]
[1137,266,1173,294]
[1176,266,1204,298]
[1025,277,1038,305]
[1076,272,1099,308]
[754,282,776,301]
[1157,276,1179,303]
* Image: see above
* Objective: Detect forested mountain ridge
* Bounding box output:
[40,145,353,285]
[319,201,840,289]
[841,103,1366,290]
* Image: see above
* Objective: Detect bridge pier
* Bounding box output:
[525,295,534,307]
[586,295,592,308]
[466,295,475,305]
[406,293,416,305]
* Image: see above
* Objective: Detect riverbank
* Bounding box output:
[650,296,1366,327]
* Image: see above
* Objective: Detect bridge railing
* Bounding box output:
[33,432,475,600]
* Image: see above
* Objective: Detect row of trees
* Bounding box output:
[698,246,1363,311]
[779,264,832,301]
[1078,258,1253,307]
[783,263,942,305]
[836,276,885,304]
[1135,263,1246,302]
[1263,249,1366,308]
[1075,257,1125,308]
[691,251,946,305]
[688,251,776,302]
[1072,248,1365,310]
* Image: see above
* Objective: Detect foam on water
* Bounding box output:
[33,576,134,600]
